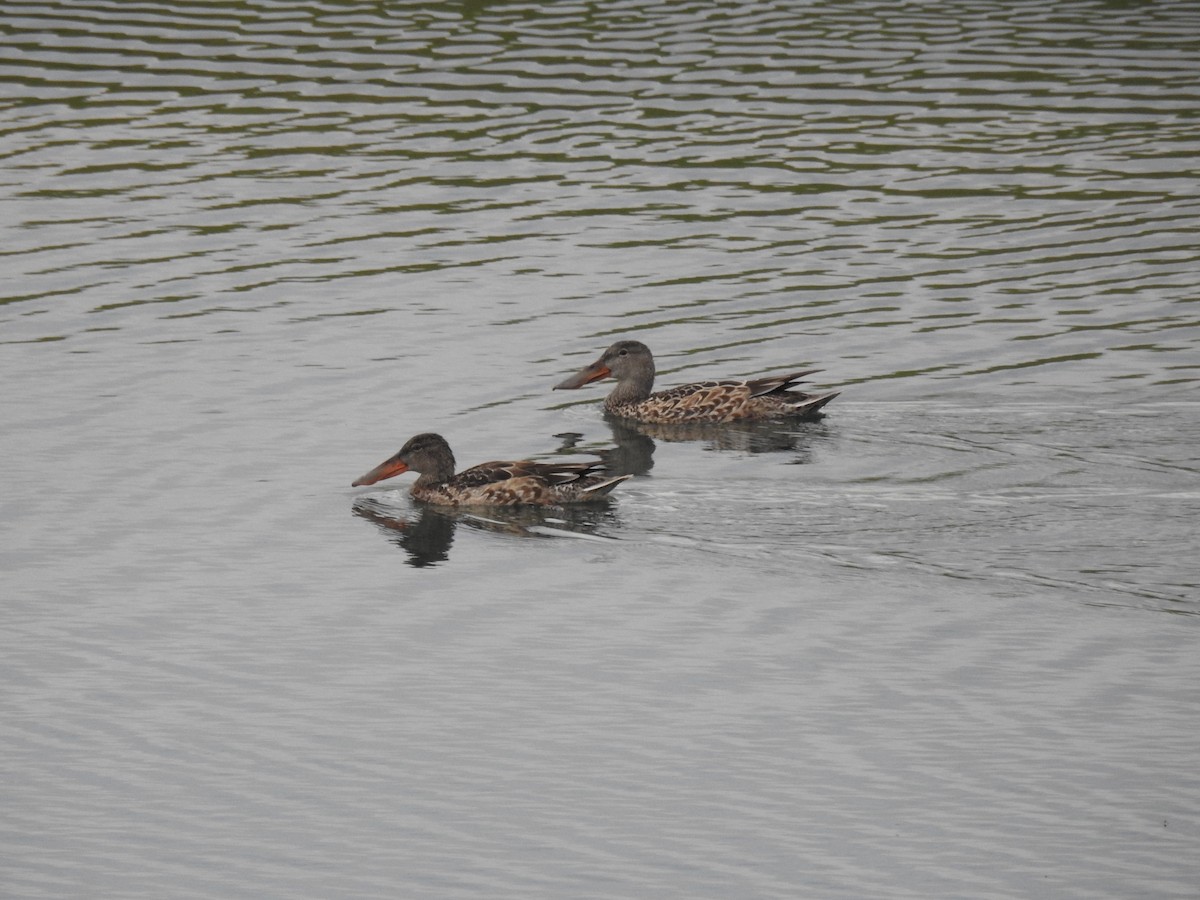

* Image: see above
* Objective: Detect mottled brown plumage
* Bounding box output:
[351,433,630,506]
[554,340,839,424]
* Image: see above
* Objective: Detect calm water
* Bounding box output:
[3,1,1199,898]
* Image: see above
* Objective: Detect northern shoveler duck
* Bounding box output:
[351,432,630,506]
[554,340,839,424]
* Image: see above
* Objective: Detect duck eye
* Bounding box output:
[618,349,628,356]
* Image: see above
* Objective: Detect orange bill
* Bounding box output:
[351,454,410,487]
[553,362,612,390]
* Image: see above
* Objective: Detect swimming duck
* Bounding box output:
[351,432,630,506]
[554,340,839,423]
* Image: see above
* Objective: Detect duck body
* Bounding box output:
[352,432,629,507]
[554,340,839,424]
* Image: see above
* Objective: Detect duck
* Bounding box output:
[554,340,839,424]
[351,432,630,506]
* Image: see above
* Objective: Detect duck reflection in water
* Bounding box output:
[352,496,623,568]
[555,414,830,477]
[352,498,457,568]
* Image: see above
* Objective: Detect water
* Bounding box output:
[2,1,1199,897]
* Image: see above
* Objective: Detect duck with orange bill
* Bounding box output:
[554,340,839,424]
[352,433,630,507]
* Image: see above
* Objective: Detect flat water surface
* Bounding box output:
[3,2,1199,898]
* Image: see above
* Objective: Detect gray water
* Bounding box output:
[2,1,1199,898]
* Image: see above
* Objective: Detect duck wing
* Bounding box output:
[743,369,823,397]
[453,459,609,489]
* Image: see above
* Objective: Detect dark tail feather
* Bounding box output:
[790,390,840,417]
[748,369,823,397]
[582,474,633,497]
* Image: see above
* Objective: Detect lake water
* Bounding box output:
[2,1,1198,897]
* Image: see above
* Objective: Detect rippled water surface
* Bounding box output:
[3,2,1199,898]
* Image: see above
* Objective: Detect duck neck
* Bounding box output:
[414,450,456,487]
[607,367,654,406]
[413,471,447,489]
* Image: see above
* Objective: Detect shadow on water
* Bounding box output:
[352,495,623,568]
[555,414,834,476]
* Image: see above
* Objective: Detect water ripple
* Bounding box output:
[3,0,1197,386]
[3,8,1200,894]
